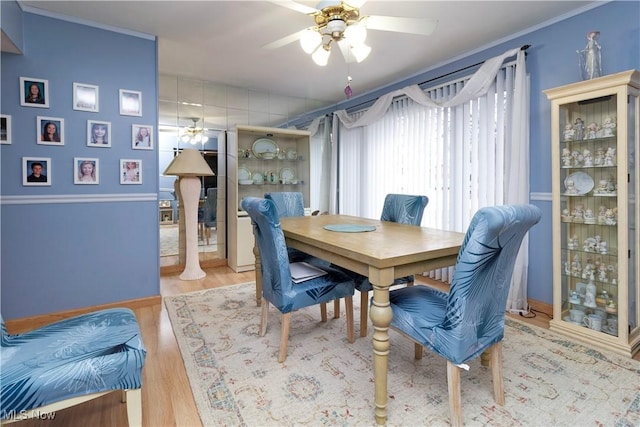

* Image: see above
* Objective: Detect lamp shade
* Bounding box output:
[164,148,214,176]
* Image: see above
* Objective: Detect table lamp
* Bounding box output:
[164,148,214,280]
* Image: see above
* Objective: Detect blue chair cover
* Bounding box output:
[389,204,542,365]
[204,187,217,229]
[1,308,146,417]
[242,196,355,313]
[264,192,326,265]
[356,193,429,291]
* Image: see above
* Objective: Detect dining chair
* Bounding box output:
[1,308,146,426]
[203,187,217,245]
[388,204,542,427]
[242,196,356,363]
[339,193,429,336]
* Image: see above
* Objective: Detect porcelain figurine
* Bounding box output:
[565,179,579,194]
[584,279,597,307]
[594,147,605,166]
[573,118,585,141]
[563,123,575,141]
[605,209,616,225]
[601,116,616,137]
[562,148,573,167]
[571,255,582,278]
[598,264,608,282]
[597,205,607,224]
[572,204,584,221]
[583,149,594,166]
[604,147,616,166]
[584,208,595,224]
[577,31,602,81]
[568,235,579,250]
[586,122,599,139]
[562,208,573,222]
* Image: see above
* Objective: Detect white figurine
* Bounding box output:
[562,148,573,167]
[594,147,605,166]
[586,122,599,139]
[583,149,594,166]
[605,208,616,225]
[584,208,595,224]
[599,241,608,255]
[563,124,575,141]
[604,147,616,166]
[598,205,607,224]
[602,117,616,137]
[565,179,579,194]
[574,118,585,140]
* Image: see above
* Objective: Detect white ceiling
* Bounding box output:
[20,1,597,105]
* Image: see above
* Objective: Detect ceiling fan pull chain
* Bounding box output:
[344,75,353,99]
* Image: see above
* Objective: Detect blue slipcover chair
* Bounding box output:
[340,193,429,336]
[1,308,146,426]
[242,196,357,363]
[264,192,311,263]
[388,204,541,427]
[203,187,217,245]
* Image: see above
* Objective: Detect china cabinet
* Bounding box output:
[545,70,640,357]
[227,125,311,272]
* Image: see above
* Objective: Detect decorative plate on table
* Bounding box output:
[238,166,251,181]
[564,172,594,195]
[279,167,296,183]
[323,224,376,233]
[252,138,279,159]
[264,170,279,185]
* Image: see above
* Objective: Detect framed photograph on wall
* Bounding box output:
[119,89,142,116]
[0,114,11,144]
[87,120,111,147]
[37,116,65,146]
[131,124,153,150]
[74,157,99,184]
[23,157,51,186]
[20,77,49,108]
[120,159,142,184]
[73,82,99,112]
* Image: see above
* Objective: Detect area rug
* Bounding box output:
[164,283,640,426]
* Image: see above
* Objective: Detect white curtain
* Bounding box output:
[333,47,531,312]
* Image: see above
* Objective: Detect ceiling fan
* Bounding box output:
[264,0,438,66]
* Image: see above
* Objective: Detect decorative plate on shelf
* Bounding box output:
[252,138,279,159]
[279,167,296,183]
[264,170,279,185]
[564,172,594,195]
[251,171,264,184]
[238,166,251,181]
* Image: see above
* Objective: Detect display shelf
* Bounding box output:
[545,70,640,357]
[227,125,311,272]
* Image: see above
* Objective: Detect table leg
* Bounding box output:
[252,243,262,307]
[369,267,394,425]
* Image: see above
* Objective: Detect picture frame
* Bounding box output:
[37,116,65,146]
[73,82,99,112]
[131,124,153,150]
[20,77,49,108]
[0,114,11,145]
[87,120,111,147]
[120,159,142,184]
[119,89,142,116]
[74,157,99,185]
[23,157,51,186]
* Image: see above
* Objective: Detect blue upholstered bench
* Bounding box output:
[1,308,146,425]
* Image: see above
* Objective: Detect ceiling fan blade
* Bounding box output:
[337,39,357,63]
[267,0,319,15]
[364,15,438,36]
[344,0,367,8]
[262,29,308,50]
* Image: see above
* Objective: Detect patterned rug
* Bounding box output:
[164,282,640,426]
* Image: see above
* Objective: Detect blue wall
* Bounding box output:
[291,1,639,305]
[1,9,159,319]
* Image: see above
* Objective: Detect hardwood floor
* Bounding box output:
[6,267,637,426]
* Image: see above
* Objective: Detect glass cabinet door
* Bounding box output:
[558,95,619,334]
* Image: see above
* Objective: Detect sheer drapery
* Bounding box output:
[308,116,332,214]
[334,47,531,312]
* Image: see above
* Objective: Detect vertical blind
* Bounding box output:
[337,63,518,282]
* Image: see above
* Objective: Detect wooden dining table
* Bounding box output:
[253,214,465,425]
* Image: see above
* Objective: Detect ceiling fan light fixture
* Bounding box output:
[300,28,322,53]
[350,42,371,62]
[344,22,367,45]
[311,44,330,66]
[326,18,346,35]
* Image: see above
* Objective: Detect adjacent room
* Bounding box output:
[1,1,639,426]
